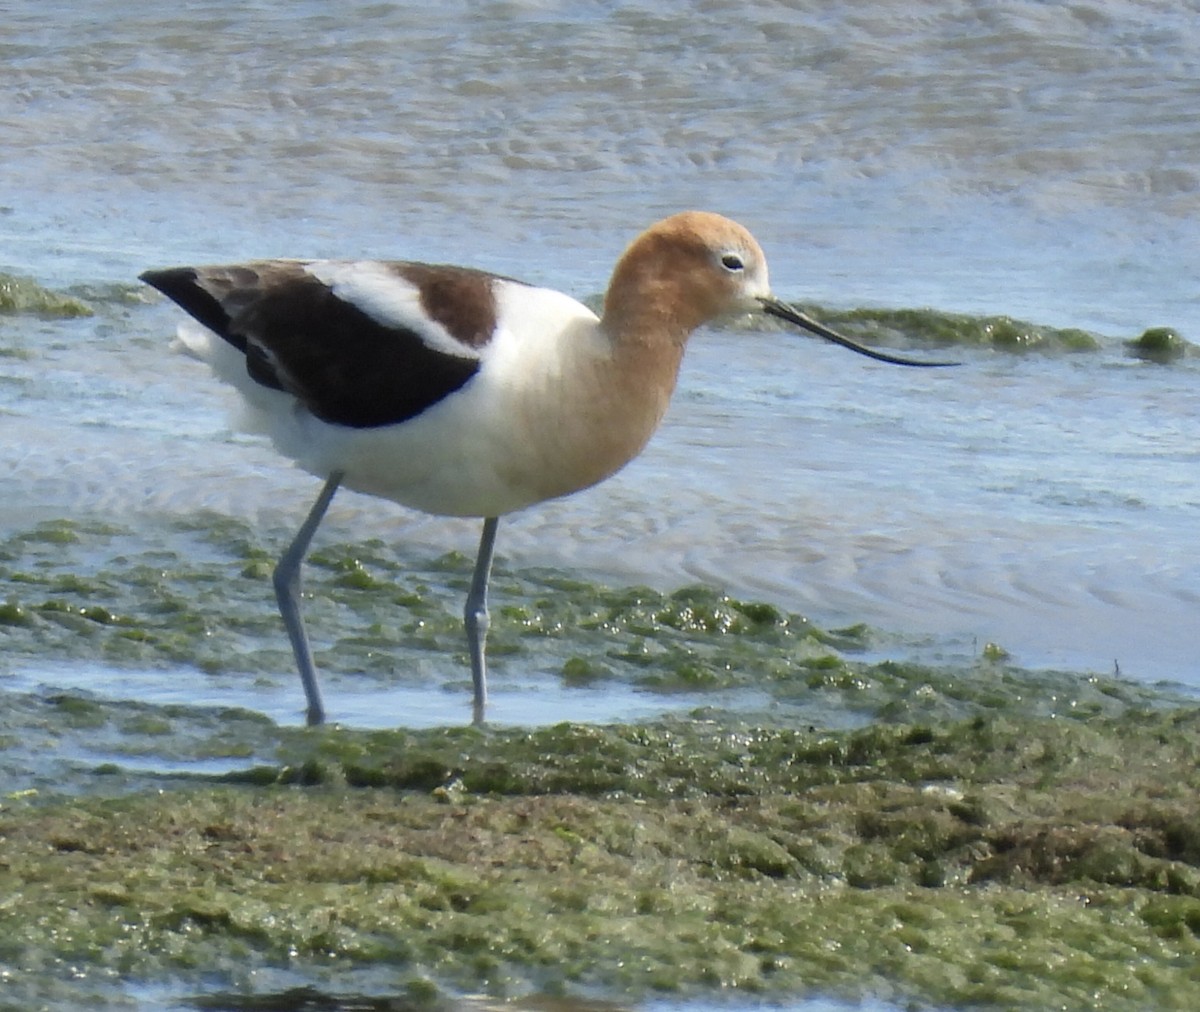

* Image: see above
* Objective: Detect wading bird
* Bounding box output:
[141,211,948,726]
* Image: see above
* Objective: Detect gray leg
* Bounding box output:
[464,517,499,725]
[273,472,342,726]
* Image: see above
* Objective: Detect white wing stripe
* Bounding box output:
[304,261,483,361]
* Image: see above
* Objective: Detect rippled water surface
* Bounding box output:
[4,0,1200,697]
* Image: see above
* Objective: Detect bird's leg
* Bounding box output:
[273,472,343,726]
[464,516,499,726]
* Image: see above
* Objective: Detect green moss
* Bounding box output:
[1127,327,1193,363]
[1141,896,1200,938]
[3,707,1200,1007]
[777,304,1103,353]
[119,714,173,737]
[560,655,607,684]
[46,693,108,725]
[0,598,33,626]
[16,519,84,545]
[0,272,93,317]
[239,559,273,580]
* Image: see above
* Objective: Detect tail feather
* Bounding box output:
[140,268,245,351]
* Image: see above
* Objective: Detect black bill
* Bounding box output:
[759,296,959,367]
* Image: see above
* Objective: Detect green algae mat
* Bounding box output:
[2,514,1200,1008]
[4,708,1200,1009]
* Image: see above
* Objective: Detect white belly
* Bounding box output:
[277,383,580,517]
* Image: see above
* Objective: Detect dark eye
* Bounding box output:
[721,253,745,272]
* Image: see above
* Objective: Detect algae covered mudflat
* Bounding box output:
[0,514,1178,727]
[3,709,1200,1009]
[2,509,1200,1010]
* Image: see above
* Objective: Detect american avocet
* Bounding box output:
[141,211,948,727]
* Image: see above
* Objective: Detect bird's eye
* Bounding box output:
[720,253,745,272]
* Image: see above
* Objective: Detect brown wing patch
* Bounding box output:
[391,263,500,349]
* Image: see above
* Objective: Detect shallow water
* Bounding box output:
[5,1,1198,696]
[6,657,774,733]
[126,985,920,1012]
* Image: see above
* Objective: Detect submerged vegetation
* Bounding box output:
[1,513,1199,1008]
[0,272,93,318]
[808,305,1101,352]
[739,300,1198,358]
[0,515,1177,728]
[1126,326,1192,363]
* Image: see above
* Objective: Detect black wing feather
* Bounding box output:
[141,263,483,428]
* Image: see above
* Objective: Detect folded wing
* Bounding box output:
[140,260,513,428]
